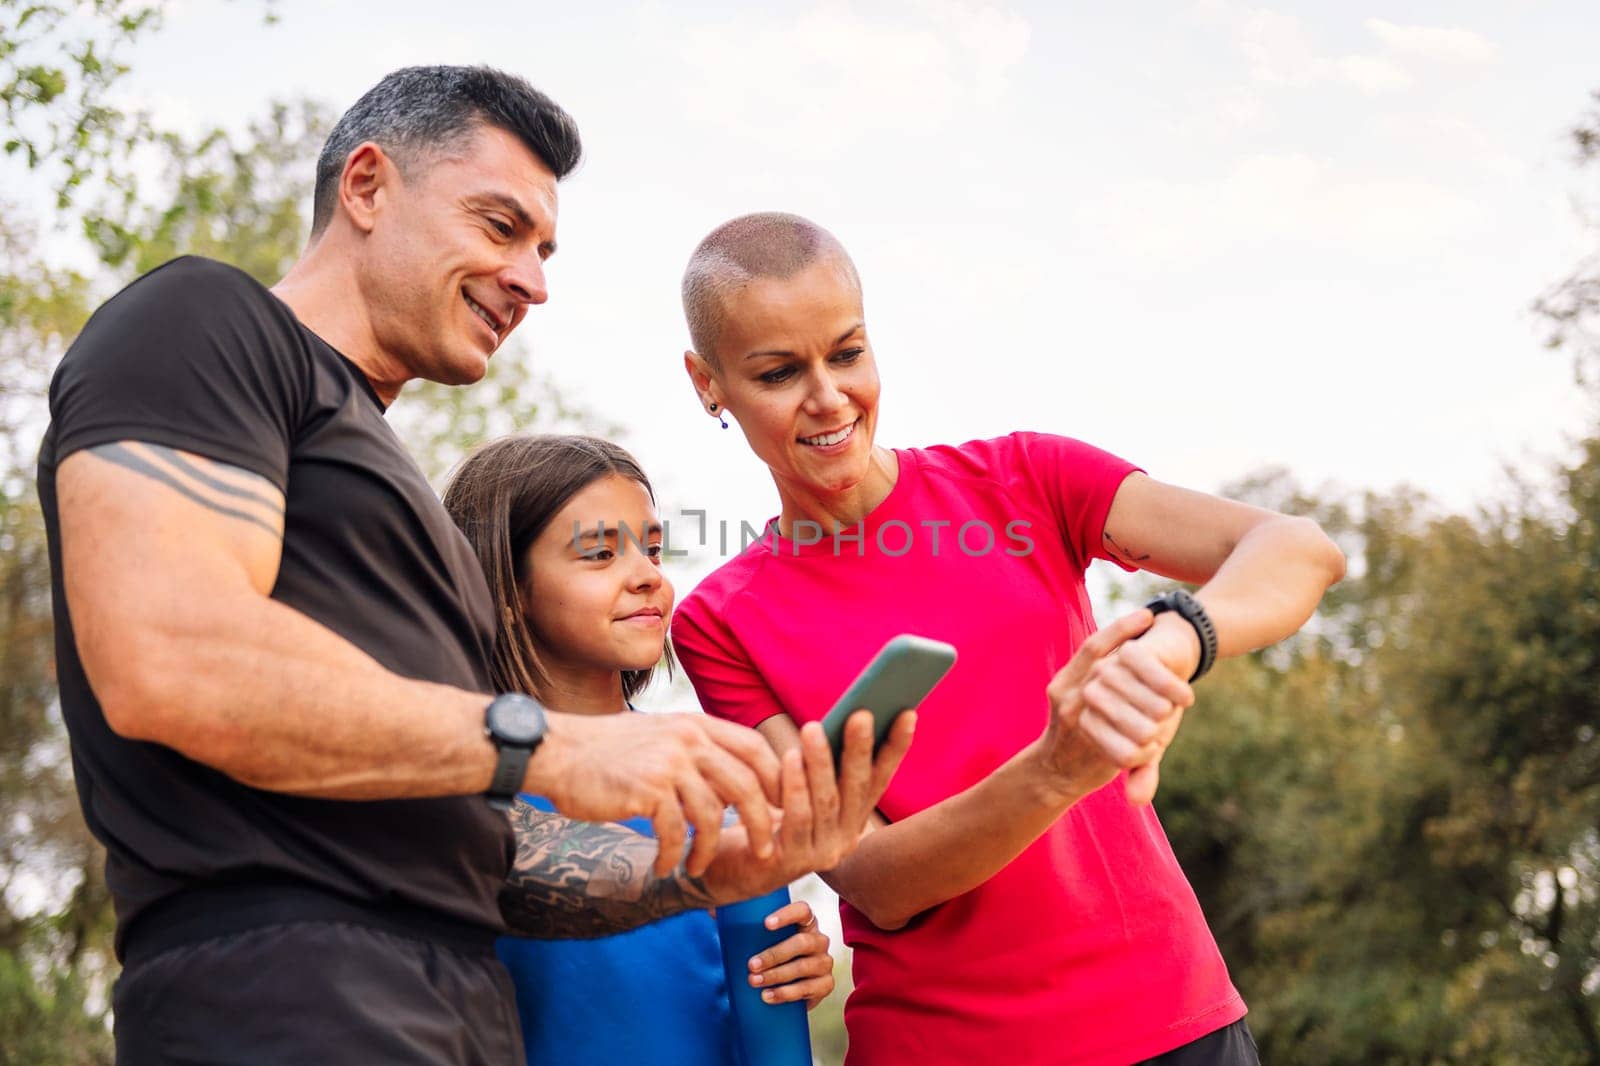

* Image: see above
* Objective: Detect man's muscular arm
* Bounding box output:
[59,442,781,871]
[62,441,505,798]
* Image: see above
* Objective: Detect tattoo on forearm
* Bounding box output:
[1103,529,1150,564]
[499,804,716,939]
[90,442,283,540]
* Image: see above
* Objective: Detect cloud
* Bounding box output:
[1210,86,1272,133]
[1197,2,1495,96]
[1364,19,1497,65]
[1372,112,1527,179]
[1229,7,1321,85]
[1332,54,1412,95]
[1074,153,1487,265]
[1228,6,1411,95]
[665,0,1030,151]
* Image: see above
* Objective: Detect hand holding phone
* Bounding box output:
[820,635,957,767]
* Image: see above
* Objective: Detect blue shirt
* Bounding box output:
[496,795,739,1066]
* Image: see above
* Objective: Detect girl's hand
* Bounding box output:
[745,899,834,1010]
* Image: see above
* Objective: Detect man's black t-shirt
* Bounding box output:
[37,256,511,959]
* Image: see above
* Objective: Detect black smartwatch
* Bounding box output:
[484,693,548,810]
[1144,588,1218,683]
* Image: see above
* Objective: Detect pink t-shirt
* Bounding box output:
[672,433,1245,1066]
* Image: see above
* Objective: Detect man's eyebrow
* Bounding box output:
[472,193,558,257]
[745,323,864,360]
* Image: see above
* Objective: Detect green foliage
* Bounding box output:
[84,98,330,284]
[1160,456,1600,1064]
[0,0,161,209]
[0,944,113,1066]
[399,360,616,488]
[0,240,109,1060]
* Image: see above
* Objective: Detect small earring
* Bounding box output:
[708,402,728,429]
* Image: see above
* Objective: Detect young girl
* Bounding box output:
[442,433,834,1066]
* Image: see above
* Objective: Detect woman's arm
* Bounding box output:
[1097,474,1347,802]
[1102,472,1346,664]
[755,612,1188,931]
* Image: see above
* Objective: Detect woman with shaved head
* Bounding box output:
[670,212,1346,1066]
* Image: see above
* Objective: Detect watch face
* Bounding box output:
[489,695,545,746]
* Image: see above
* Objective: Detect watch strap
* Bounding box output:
[484,694,547,811]
[1144,588,1218,683]
[486,745,532,811]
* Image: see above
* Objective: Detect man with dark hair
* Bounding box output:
[308,65,583,235]
[38,65,907,1063]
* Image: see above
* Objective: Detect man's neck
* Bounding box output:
[271,238,409,407]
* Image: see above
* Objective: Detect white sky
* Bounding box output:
[107,0,1598,511]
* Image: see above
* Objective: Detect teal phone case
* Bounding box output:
[820,635,958,765]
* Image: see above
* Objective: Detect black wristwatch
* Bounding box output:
[1144,588,1218,683]
[484,693,548,810]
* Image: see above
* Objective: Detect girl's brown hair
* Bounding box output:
[443,434,670,703]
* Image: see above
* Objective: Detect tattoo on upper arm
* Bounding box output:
[1103,529,1151,564]
[89,442,283,540]
[499,803,715,939]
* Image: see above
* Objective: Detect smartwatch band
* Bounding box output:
[487,746,531,811]
[1144,588,1218,683]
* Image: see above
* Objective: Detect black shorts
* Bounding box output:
[1137,1020,1260,1065]
[112,921,524,1066]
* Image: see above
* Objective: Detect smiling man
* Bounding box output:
[37,67,909,1064]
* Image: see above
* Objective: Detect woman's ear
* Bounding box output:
[683,349,720,409]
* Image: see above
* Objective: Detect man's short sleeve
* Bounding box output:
[1010,431,1142,574]
[671,587,789,730]
[47,257,312,490]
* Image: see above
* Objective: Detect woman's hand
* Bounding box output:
[1037,608,1193,806]
[778,713,905,873]
[745,899,835,1009]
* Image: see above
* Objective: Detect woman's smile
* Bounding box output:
[798,419,858,450]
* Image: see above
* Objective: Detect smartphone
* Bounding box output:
[820,634,958,766]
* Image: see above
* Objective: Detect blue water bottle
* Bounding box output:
[716,884,814,1066]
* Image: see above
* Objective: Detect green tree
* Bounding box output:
[0,218,111,1063]
[1,0,161,213]
[1158,462,1599,1063]
[1156,92,1600,1064]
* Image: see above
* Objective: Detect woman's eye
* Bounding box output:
[834,348,864,364]
[646,543,664,561]
[587,547,615,562]
[759,366,795,384]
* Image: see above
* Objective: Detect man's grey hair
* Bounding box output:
[311,65,582,235]
[681,212,861,365]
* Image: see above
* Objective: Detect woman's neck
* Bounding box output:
[775,445,899,538]
[535,663,629,716]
